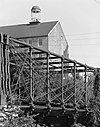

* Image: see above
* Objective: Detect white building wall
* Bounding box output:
[19,37,48,51]
[48,22,69,58]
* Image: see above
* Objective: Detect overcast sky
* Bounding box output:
[0,0,100,67]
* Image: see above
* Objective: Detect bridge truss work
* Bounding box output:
[0,33,98,126]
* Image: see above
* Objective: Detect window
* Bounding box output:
[61,35,63,40]
[38,38,42,46]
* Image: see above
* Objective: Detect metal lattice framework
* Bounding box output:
[0,33,97,112]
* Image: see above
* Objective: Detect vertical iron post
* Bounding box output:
[4,35,9,95]
[47,52,50,104]
[1,35,6,95]
[61,57,64,105]
[74,61,76,107]
[29,47,34,102]
[84,65,87,108]
[0,34,7,105]
[0,33,3,105]
[3,34,11,103]
[6,35,11,97]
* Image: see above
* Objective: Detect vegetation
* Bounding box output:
[2,48,100,127]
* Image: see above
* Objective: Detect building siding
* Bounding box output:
[19,36,48,51]
[48,22,69,58]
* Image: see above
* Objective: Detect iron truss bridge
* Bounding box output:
[0,33,99,126]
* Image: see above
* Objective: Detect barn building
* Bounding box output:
[0,6,69,58]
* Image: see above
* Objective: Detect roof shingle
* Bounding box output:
[0,21,58,38]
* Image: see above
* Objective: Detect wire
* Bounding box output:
[66,32,100,36]
[68,37,100,41]
[70,44,100,46]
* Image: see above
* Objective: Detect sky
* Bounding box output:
[0,0,100,67]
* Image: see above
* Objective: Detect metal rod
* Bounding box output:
[0,33,4,105]
[47,53,50,104]
[61,58,64,105]
[29,47,34,101]
[2,34,11,104]
[74,61,76,107]
[84,65,87,108]
[6,35,11,98]
[1,44,5,95]
[3,35,8,96]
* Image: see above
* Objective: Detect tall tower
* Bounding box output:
[31,6,41,23]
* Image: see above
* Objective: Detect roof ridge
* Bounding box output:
[0,21,58,28]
